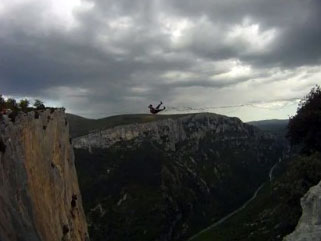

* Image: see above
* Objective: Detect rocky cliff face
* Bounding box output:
[73,113,271,152]
[283,179,321,241]
[73,113,284,241]
[0,109,89,241]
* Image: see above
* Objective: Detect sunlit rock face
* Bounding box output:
[73,113,284,241]
[0,109,89,241]
[283,180,321,241]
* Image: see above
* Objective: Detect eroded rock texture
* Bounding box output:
[73,113,272,152]
[283,180,321,241]
[0,109,89,241]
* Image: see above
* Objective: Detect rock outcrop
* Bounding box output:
[73,113,271,152]
[283,180,321,241]
[0,109,89,241]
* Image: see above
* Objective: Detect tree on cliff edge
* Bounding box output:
[6,98,18,111]
[33,99,45,110]
[0,95,5,110]
[19,99,30,112]
[287,85,321,154]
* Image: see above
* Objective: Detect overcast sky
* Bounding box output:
[1,0,321,121]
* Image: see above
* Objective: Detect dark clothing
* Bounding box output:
[149,102,165,114]
[149,108,164,114]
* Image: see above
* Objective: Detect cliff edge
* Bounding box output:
[283,179,321,241]
[0,109,89,241]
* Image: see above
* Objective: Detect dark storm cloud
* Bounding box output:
[0,0,321,119]
[163,0,321,67]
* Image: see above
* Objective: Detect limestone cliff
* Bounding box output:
[73,113,272,152]
[0,109,89,241]
[283,179,321,241]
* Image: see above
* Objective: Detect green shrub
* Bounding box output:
[19,99,30,112]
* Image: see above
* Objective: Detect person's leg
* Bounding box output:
[156,101,163,110]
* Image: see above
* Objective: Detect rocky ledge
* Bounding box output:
[283,179,321,241]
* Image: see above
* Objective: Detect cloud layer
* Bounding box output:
[1,0,321,120]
